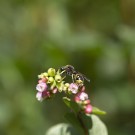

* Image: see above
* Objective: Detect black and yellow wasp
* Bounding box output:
[59,65,90,84]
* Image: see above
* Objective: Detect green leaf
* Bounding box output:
[63,97,71,108]
[92,107,106,115]
[64,112,84,134]
[89,114,108,135]
[78,113,92,130]
[45,123,81,135]
[63,97,80,112]
[46,115,108,135]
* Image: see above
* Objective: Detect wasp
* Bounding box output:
[59,65,90,84]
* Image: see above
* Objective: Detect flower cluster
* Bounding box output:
[36,68,92,114]
[73,85,92,114]
[36,68,62,101]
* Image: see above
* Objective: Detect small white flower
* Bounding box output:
[79,92,88,101]
[36,82,47,92]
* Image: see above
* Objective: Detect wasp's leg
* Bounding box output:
[72,74,75,83]
[61,76,66,81]
[60,70,66,74]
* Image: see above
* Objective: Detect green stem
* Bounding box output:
[77,112,89,135]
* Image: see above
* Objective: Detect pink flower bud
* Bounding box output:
[68,83,78,94]
[52,88,58,94]
[36,82,47,92]
[74,95,81,102]
[84,99,91,105]
[42,90,50,98]
[85,104,92,114]
[38,80,42,84]
[38,78,48,83]
[80,86,85,92]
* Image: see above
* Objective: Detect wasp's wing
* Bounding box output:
[78,72,90,82]
[84,76,90,82]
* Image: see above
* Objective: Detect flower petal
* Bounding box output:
[69,83,78,94]
[79,92,88,101]
[36,92,44,102]
[36,82,47,92]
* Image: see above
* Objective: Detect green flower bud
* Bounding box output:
[50,81,56,89]
[43,72,48,77]
[63,83,70,91]
[48,68,56,77]
[65,83,69,88]
[38,73,44,79]
[55,75,62,82]
[57,83,64,92]
[63,86,67,91]
[48,77,54,83]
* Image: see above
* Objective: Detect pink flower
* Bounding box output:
[85,104,92,114]
[36,82,47,92]
[69,83,78,94]
[79,92,88,101]
[36,92,44,101]
[36,91,50,102]
[74,92,88,102]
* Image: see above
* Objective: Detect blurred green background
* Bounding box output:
[0,0,135,135]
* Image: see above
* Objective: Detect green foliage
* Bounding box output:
[89,115,108,135]
[92,107,106,115]
[79,113,92,130]
[64,112,83,134]
[63,97,80,112]
[46,123,81,135]
[63,96,107,135]
[46,115,108,135]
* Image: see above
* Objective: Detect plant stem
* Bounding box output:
[77,112,89,135]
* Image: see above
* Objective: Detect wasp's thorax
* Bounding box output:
[60,65,75,76]
[60,65,90,85]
